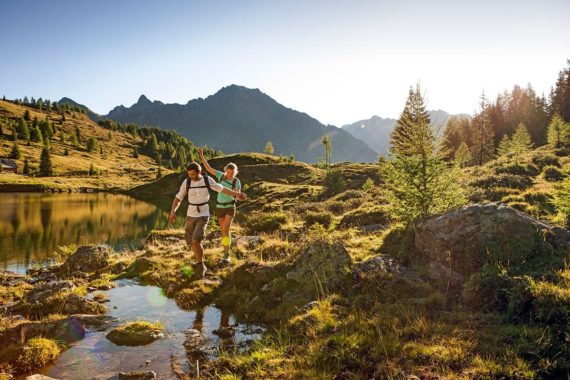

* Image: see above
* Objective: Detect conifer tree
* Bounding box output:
[10,142,21,159]
[471,92,495,165]
[321,135,332,172]
[547,113,569,148]
[390,84,431,155]
[381,83,465,222]
[40,150,52,172]
[454,142,472,168]
[264,141,274,155]
[23,157,30,175]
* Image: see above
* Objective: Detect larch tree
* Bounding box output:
[381,83,466,222]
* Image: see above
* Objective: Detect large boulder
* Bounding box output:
[413,203,570,279]
[61,245,111,274]
[216,241,352,323]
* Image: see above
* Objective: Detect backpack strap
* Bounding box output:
[185,176,213,213]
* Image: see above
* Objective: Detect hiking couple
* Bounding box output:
[168,148,245,277]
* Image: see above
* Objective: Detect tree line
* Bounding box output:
[442,60,570,167]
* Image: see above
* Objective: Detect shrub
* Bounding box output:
[470,173,533,190]
[531,152,560,168]
[339,205,390,228]
[494,162,539,176]
[542,165,564,182]
[323,170,347,196]
[303,211,333,228]
[246,212,288,234]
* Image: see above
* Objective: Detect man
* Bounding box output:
[169,162,247,277]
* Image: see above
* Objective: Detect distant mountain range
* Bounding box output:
[342,110,472,156]
[89,86,378,163]
[59,86,470,162]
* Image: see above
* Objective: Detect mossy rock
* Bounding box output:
[107,321,164,346]
[0,337,60,375]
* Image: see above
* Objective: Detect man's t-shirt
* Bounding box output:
[175,175,223,217]
[215,170,242,209]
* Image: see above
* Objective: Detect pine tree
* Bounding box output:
[31,126,43,143]
[390,84,431,155]
[454,142,472,168]
[64,147,69,156]
[510,123,534,160]
[10,143,21,159]
[39,148,53,176]
[321,135,332,172]
[86,137,98,152]
[381,83,465,222]
[23,109,31,121]
[471,92,495,165]
[18,118,30,141]
[23,158,30,175]
[74,126,81,143]
[10,125,17,141]
[497,135,512,156]
[547,113,569,148]
[133,147,139,158]
[89,163,96,176]
[148,133,159,153]
[264,141,274,155]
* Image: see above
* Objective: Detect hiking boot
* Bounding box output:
[194,263,208,278]
[221,253,232,265]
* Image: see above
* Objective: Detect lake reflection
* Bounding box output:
[0,193,180,274]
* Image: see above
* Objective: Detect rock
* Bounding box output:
[118,371,157,380]
[212,326,235,338]
[413,202,570,279]
[26,375,61,380]
[216,241,352,323]
[61,245,111,274]
[1,270,27,286]
[107,321,164,346]
[285,242,352,289]
[353,255,403,278]
[428,261,464,286]
[25,280,75,303]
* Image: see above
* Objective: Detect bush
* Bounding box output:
[323,170,347,196]
[531,152,560,169]
[542,165,564,182]
[246,212,288,234]
[339,205,390,228]
[494,162,540,176]
[303,211,333,228]
[470,173,533,190]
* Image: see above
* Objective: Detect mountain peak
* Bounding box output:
[137,94,152,105]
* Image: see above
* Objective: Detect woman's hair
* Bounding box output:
[224,162,238,175]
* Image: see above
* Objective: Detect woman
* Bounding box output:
[198,148,242,264]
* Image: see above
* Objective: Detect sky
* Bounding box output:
[0,0,569,126]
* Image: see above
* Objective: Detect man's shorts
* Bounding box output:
[215,207,236,218]
[185,216,209,244]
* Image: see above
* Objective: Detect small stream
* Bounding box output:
[37,280,263,379]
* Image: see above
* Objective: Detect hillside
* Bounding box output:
[342,110,471,155]
[2,143,570,378]
[103,85,379,163]
[0,100,194,191]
